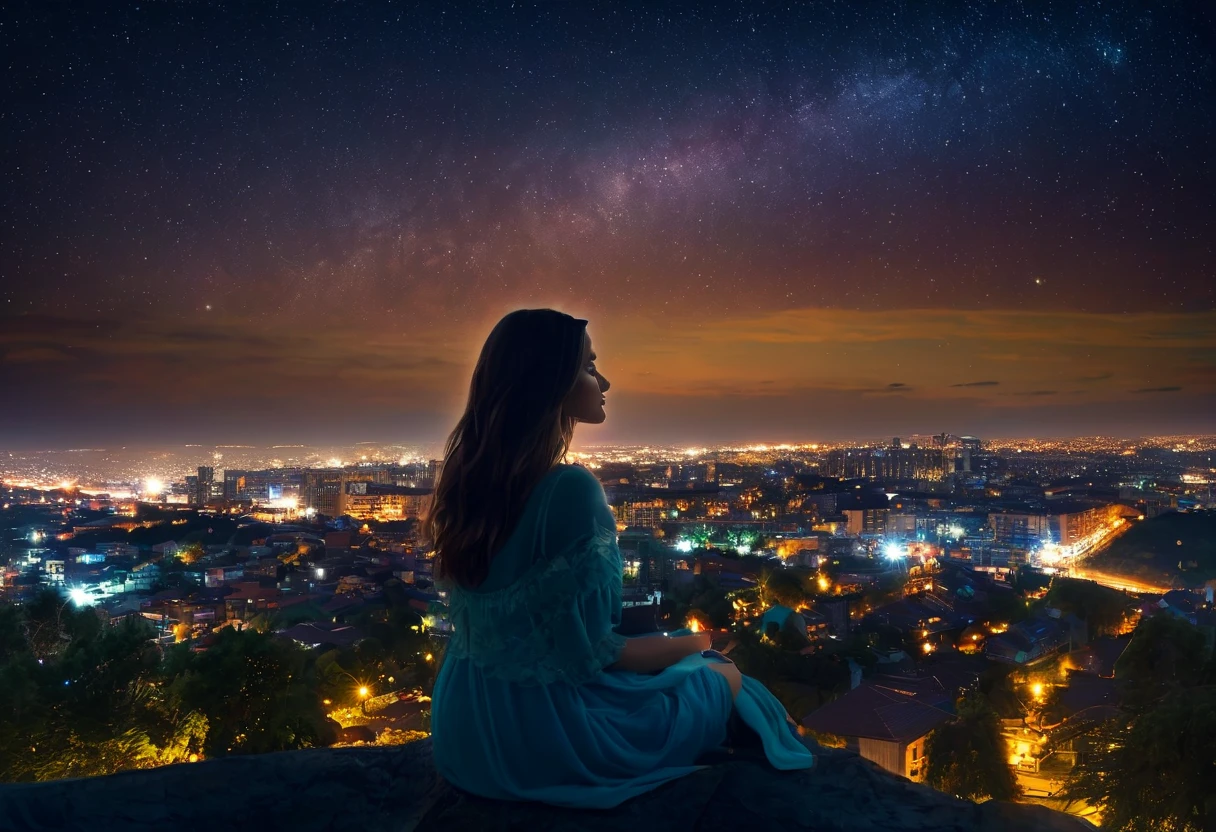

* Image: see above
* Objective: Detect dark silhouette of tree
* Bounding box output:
[1064,686,1216,831]
[925,692,1021,802]
[1062,614,1216,830]
[170,627,331,757]
[762,568,807,610]
[1045,577,1129,638]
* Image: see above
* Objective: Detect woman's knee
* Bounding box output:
[708,662,742,701]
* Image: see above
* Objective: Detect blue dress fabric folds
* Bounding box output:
[431,463,815,809]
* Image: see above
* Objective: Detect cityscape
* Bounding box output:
[2,432,1214,826]
[4,0,1216,829]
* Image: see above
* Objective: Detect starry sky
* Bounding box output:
[2,1,1214,450]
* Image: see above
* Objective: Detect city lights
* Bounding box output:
[882,542,906,560]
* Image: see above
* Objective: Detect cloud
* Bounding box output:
[3,347,71,363]
[1,306,1213,446]
[599,306,1216,404]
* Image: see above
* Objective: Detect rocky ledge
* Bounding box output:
[0,738,1092,832]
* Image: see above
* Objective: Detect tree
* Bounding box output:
[176,543,205,565]
[1045,578,1129,638]
[171,628,330,757]
[1113,612,1210,706]
[761,568,806,610]
[1063,614,1216,830]
[925,692,1021,802]
[1063,686,1216,831]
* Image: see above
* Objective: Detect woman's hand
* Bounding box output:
[689,631,712,654]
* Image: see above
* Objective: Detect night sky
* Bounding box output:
[2,1,1214,450]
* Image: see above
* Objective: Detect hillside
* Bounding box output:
[1086,511,1216,589]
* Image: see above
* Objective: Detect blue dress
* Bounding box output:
[431,463,814,809]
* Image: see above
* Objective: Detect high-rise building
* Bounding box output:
[195,466,214,505]
[302,471,343,518]
[223,469,248,500]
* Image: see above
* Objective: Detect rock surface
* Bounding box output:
[0,738,1093,832]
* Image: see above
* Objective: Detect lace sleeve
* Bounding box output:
[443,521,627,687]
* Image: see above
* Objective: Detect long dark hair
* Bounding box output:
[424,308,589,589]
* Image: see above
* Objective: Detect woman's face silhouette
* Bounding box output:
[562,329,610,424]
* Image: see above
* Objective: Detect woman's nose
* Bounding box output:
[599,375,610,392]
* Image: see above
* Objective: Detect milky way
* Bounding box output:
[1,2,1213,446]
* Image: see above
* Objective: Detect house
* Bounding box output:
[984,614,1077,666]
[1063,634,1131,678]
[801,678,955,781]
[279,620,366,650]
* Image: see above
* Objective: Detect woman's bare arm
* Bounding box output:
[606,632,711,673]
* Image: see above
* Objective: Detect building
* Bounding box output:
[223,469,248,500]
[845,508,889,537]
[801,678,955,781]
[616,499,668,529]
[985,613,1083,666]
[988,503,1131,552]
[617,527,677,588]
[302,471,343,518]
[195,466,215,505]
[826,442,954,483]
[341,483,434,521]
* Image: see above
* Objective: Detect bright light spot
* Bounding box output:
[424,653,433,662]
[882,543,905,560]
[358,686,370,698]
[69,588,90,607]
[326,458,343,468]
[922,642,933,653]
[817,576,830,592]
[304,507,317,518]
[675,540,693,553]
[1032,683,1044,698]
[948,525,965,540]
[735,544,751,555]
[143,477,164,496]
[687,618,703,633]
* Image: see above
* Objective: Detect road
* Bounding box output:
[1064,566,1171,594]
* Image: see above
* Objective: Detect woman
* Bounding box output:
[426,308,814,809]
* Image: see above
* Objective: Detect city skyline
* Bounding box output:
[3,3,1214,447]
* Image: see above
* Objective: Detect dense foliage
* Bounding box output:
[925,692,1021,802]
[0,589,439,782]
[1044,577,1131,638]
[1063,613,1216,831]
